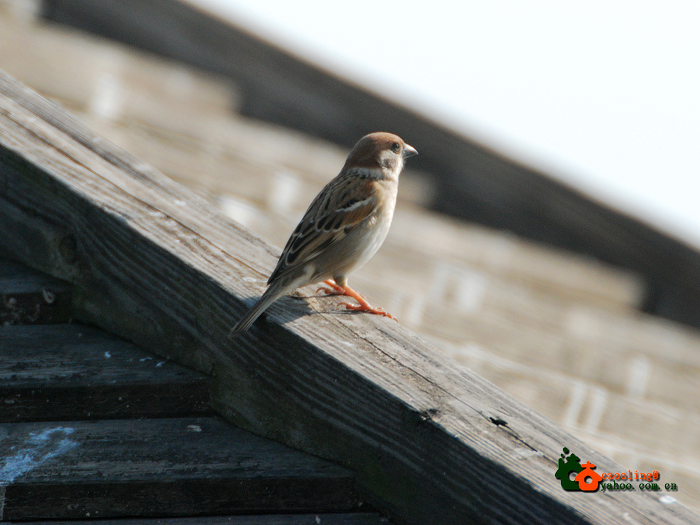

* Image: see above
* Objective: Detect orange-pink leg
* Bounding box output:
[317,280,396,320]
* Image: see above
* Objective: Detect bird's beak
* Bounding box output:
[403,144,418,158]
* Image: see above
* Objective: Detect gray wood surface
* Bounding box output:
[0,417,359,520]
[0,70,696,524]
[0,258,72,324]
[10,514,388,525]
[0,323,210,422]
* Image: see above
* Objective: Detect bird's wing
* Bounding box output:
[268,175,378,284]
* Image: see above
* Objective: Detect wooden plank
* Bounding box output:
[40,0,700,330]
[438,337,700,456]
[0,71,696,525]
[0,15,237,122]
[386,206,645,309]
[0,258,72,324]
[348,269,700,411]
[0,417,360,520]
[11,514,390,525]
[0,323,210,422]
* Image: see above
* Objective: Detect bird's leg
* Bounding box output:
[317,279,345,295]
[317,280,396,320]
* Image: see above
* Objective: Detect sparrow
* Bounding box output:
[229,132,417,338]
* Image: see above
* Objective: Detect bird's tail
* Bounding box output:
[228,281,289,339]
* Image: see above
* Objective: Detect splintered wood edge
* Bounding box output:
[0,70,695,525]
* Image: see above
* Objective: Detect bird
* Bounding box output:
[229,132,417,338]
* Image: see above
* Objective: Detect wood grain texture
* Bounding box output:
[0,70,696,524]
[0,323,210,422]
[0,417,360,520]
[12,514,389,525]
[0,258,72,324]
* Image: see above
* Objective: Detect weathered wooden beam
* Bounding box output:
[0,323,210,422]
[40,0,700,329]
[14,514,389,525]
[0,71,695,524]
[0,417,360,520]
[0,258,72,324]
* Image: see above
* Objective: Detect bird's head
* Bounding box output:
[343,132,418,180]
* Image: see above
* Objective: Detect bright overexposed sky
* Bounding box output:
[194,0,700,248]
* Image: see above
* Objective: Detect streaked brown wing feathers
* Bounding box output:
[268,176,377,284]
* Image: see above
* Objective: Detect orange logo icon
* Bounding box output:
[574,461,603,492]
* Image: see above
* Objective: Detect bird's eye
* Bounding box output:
[390,142,401,153]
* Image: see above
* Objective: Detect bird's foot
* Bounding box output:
[340,301,396,320]
[319,281,397,321]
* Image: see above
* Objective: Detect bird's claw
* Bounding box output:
[340,301,397,321]
[319,280,397,321]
